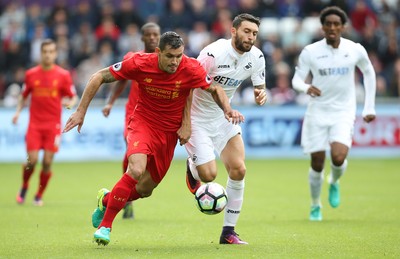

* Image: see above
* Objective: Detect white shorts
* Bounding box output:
[301,112,354,154]
[185,118,242,166]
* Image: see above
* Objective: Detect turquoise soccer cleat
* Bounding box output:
[309,205,322,221]
[91,188,110,228]
[328,183,340,208]
[94,227,111,246]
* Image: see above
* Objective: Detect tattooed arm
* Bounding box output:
[63,68,117,133]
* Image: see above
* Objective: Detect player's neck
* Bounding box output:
[326,38,341,49]
[40,63,54,70]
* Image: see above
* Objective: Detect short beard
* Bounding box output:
[234,37,252,53]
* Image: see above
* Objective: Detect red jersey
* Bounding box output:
[22,65,76,129]
[110,52,211,132]
[122,52,139,118]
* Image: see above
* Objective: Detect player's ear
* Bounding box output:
[155,47,161,54]
[231,27,236,37]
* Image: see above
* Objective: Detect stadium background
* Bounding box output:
[0,0,399,161]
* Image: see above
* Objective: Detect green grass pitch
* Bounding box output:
[0,159,399,258]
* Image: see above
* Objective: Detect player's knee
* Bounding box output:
[331,155,346,167]
[199,170,217,182]
[127,166,143,180]
[137,187,154,198]
[311,161,324,172]
[229,165,246,180]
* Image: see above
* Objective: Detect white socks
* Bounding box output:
[309,168,324,207]
[329,159,348,184]
[223,177,244,227]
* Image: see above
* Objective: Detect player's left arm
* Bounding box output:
[63,67,117,133]
[206,82,244,124]
[356,44,377,123]
[177,89,193,146]
[254,84,267,105]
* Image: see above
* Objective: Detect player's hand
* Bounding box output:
[363,114,376,123]
[63,111,85,133]
[307,86,321,97]
[224,109,245,125]
[102,104,112,117]
[12,113,19,125]
[254,88,267,105]
[177,125,191,146]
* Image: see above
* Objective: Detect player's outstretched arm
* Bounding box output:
[63,68,117,133]
[102,80,129,117]
[206,83,244,124]
[254,84,267,105]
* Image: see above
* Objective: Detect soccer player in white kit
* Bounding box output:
[185,13,267,244]
[292,6,376,221]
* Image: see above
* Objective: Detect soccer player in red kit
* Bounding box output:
[101,23,161,219]
[12,39,77,206]
[63,31,243,246]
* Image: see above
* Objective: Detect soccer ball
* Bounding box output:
[194,182,228,215]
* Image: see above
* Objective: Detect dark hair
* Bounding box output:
[320,6,348,25]
[40,39,56,51]
[141,22,160,34]
[232,13,260,29]
[159,31,184,51]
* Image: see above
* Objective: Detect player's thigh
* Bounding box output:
[127,153,148,180]
[185,126,216,166]
[329,118,354,149]
[43,128,61,153]
[301,116,329,153]
[213,122,242,156]
[26,127,42,152]
[220,134,245,172]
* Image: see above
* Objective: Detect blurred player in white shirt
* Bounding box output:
[185,13,267,244]
[292,6,376,221]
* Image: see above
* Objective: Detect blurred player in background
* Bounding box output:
[12,39,77,206]
[291,6,376,221]
[184,13,267,244]
[63,31,242,246]
[102,22,161,220]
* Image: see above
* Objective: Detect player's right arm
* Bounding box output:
[102,80,129,117]
[63,68,117,133]
[206,82,244,124]
[12,95,27,125]
[292,48,321,97]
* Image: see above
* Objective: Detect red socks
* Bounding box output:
[36,171,52,199]
[100,173,139,228]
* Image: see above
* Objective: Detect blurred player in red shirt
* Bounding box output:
[63,31,243,246]
[12,39,77,206]
[101,23,161,219]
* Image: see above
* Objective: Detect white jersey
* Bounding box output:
[191,39,265,123]
[292,38,376,119]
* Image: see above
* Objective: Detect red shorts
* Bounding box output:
[126,119,177,184]
[26,125,61,152]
